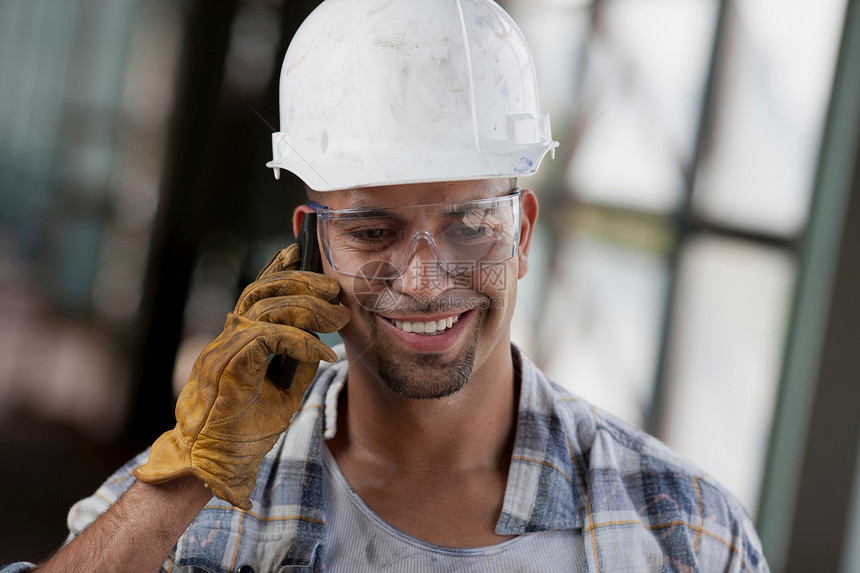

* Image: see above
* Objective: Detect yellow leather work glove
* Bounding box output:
[134,244,349,510]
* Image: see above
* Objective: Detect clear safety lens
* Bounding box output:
[311,191,522,279]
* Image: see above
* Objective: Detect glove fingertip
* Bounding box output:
[335,307,352,329]
[316,312,351,334]
[321,346,339,362]
[256,244,301,280]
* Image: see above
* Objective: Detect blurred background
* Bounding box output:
[0,0,858,571]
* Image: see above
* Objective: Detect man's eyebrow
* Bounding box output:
[440,204,496,218]
[335,209,401,220]
[329,199,503,219]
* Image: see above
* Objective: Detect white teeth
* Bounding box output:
[390,314,461,335]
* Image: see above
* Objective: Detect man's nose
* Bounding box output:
[391,233,453,298]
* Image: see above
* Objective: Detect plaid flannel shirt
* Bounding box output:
[2,345,768,572]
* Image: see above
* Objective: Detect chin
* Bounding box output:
[376,343,478,400]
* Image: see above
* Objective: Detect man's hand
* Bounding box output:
[134,244,349,509]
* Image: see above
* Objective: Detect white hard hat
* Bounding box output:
[267,0,558,191]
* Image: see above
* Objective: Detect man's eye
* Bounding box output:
[457,226,491,238]
[446,224,493,243]
[348,228,397,244]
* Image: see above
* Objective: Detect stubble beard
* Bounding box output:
[369,309,485,400]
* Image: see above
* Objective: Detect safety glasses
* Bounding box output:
[310,191,522,279]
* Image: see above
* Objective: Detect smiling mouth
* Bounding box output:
[383,313,463,335]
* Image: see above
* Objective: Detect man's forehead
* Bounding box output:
[311,179,513,210]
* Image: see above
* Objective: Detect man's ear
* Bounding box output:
[517,189,539,280]
[292,205,313,238]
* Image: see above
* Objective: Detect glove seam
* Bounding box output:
[197,427,287,441]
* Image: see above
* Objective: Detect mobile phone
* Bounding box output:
[267,212,322,389]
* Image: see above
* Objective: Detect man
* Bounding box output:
[2,0,768,571]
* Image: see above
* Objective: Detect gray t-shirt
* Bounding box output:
[322,444,585,572]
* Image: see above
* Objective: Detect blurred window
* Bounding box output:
[0,0,183,438]
[694,0,847,236]
[507,0,848,517]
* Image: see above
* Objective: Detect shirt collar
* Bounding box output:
[494,345,587,533]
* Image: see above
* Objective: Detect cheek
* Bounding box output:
[325,271,361,322]
[334,297,369,344]
[335,283,362,319]
[477,262,517,298]
[473,264,518,321]
[330,276,382,339]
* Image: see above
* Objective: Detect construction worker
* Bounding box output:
[3,0,768,571]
